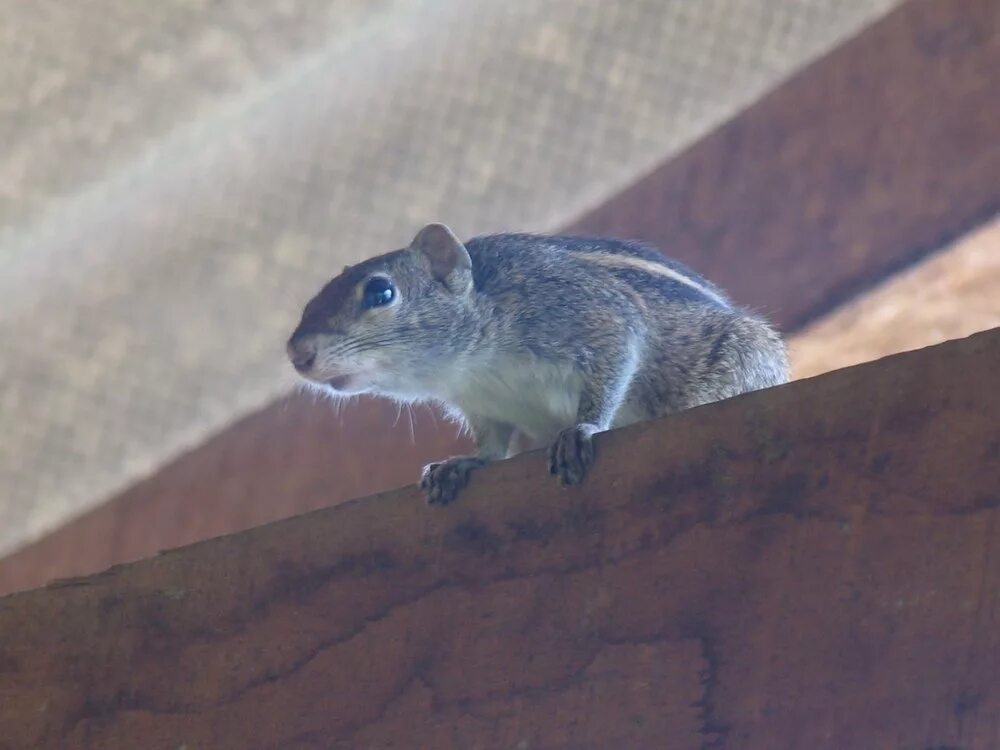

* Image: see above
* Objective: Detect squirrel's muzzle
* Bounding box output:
[286,336,317,373]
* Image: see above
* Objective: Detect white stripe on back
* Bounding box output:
[576,251,729,308]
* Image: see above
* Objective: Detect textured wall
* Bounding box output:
[0,0,900,555]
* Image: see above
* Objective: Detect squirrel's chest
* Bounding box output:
[442,356,583,438]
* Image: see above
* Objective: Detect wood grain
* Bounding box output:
[571,0,1000,329]
[1,328,998,749]
[2,0,998,595]
[0,398,469,596]
[791,213,1000,379]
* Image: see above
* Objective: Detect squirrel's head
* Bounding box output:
[287,223,475,399]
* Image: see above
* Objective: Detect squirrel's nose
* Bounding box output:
[287,338,317,373]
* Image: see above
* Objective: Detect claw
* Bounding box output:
[548,424,597,486]
[420,456,487,505]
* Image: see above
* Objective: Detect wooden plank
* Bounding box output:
[571,0,999,330]
[3,0,999,594]
[0,399,469,595]
[791,213,1000,379]
[1,328,998,749]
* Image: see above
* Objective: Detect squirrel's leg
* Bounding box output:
[549,351,638,486]
[421,417,513,505]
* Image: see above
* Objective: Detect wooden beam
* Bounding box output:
[791,213,1000,379]
[3,0,998,594]
[0,398,471,596]
[1,328,999,749]
[571,0,1000,329]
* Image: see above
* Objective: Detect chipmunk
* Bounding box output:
[287,224,789,505]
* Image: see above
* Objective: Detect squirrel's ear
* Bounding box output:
[409,223,473,294]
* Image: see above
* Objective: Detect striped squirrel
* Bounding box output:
[287,224,789,505]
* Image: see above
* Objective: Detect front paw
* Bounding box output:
[420,456,488,505]
[548,423,598,486]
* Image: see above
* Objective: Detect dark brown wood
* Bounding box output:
[3,0,998,595]
[571,0,1000,329]
[789,215,1000,379]
[1,328,998,750]
[0,397,469,595]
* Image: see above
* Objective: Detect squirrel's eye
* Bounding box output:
[361,277,395,309]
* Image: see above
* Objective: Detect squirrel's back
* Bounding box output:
[453,232,788,417]
[466,233,733,311]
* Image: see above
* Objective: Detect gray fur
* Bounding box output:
[288,225,790,504]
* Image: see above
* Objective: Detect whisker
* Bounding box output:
[323,327,426,359]
[334,338,409,357]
